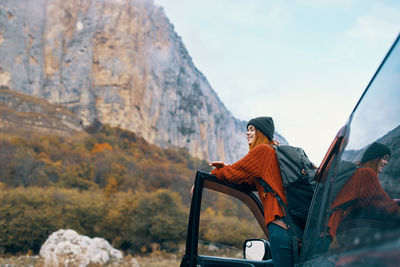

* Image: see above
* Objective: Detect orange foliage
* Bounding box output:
[38,152,52,164]
[91,143,113,154]
[0,123,210,197]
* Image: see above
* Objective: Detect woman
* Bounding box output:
[328,142,400,247]
[210,116,294,267]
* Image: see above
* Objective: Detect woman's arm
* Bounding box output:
[358,168,400,216]
[211,144,274,184]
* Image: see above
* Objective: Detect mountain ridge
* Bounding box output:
[0,88,83,137]
[0,0,287,162]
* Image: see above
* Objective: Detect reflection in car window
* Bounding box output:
[301,34,400,259]
[198,189,265,259]
[328,35,400,252]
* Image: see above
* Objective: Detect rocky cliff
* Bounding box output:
[0,0,286,162]
[0,88,83,137]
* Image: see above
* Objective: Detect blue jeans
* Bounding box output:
[267,222,294,267]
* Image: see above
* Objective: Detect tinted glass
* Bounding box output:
[198,189,265,259]
[302,34,400,258]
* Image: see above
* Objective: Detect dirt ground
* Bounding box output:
[0,254,181,267]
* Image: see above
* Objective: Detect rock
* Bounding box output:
[39,229,132,267]
[0,89,83,137]
[0,0,288,163]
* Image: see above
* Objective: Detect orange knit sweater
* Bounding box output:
[328,167,400,238]
[211,144,287,226]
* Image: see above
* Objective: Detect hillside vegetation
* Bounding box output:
[0,123,261,256]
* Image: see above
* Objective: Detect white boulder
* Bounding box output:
[39,229,127,267]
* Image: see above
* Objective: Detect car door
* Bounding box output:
[180,171,273,267]
[298,33,400,266]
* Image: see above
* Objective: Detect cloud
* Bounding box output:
[345,2,400,45]
[295,0,359,10]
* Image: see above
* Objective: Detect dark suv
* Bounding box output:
[180,33,400,267]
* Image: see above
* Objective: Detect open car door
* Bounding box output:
[180,171,273,267]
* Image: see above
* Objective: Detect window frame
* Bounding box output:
[180,171,273,267]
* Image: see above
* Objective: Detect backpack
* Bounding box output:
[257,145,317,232]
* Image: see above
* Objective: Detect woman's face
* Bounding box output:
[377,154,390,173]
[247,125,256,145]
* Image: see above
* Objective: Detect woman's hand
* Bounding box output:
[192,161,225,195]
[209,161,225,168]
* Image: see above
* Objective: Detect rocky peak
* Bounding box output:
[0,0,286,162]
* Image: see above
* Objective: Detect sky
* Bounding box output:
[154,0,400,165]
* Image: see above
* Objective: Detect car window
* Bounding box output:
[302,34,400,259]
[198,188,266,259]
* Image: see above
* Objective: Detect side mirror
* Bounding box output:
[243,239,272,261]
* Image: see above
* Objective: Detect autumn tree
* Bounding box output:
[128,189,187,252]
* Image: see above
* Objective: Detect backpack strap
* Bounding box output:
[257,177,301,261]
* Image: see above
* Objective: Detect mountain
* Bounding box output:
[0,88,83,137]
[0,0,287,162]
